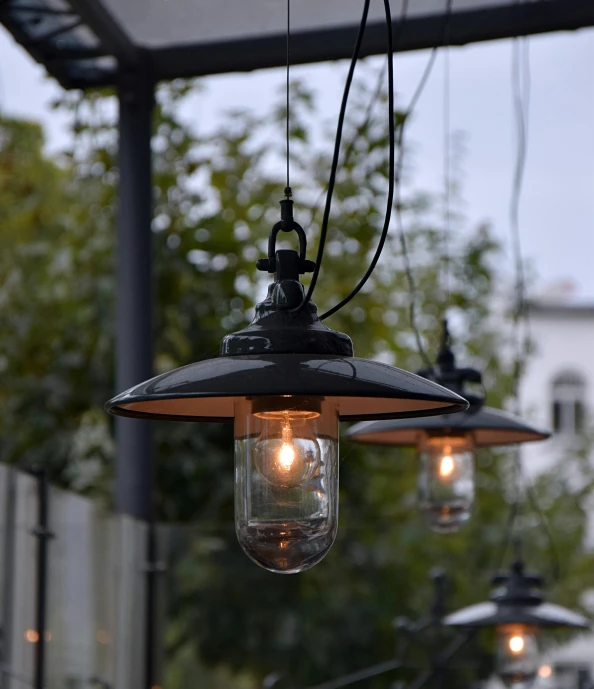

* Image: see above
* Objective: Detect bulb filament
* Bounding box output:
[279,422,296,470]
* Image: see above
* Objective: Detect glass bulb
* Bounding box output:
[496,626,539,688]
[254,411,321,488]
[418,433,475,533]
[234,396,339,574]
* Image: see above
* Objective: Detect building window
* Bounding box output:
[552,371,586,435]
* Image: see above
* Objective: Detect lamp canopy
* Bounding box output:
[106,201,468,423]
[347,320,550,447]
[443,560,589,630]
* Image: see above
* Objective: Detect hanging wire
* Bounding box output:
[493,34,530,573]
[510,35,531,415]
[321,0,454,327]
[289,0,371,314]
[495,34,560,584]
[319,0,396,320]
[304,58,388,238]
[285,0,291,196]
[442,45,452,307]
[394,0,453,367]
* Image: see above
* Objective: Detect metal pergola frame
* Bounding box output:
[1,0,594,89]
[2,1,594,687]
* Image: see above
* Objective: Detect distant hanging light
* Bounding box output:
[347,320,550,533]
[106,200,467,574]
[443,560,589,688]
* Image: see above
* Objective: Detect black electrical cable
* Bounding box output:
[303,0,453,332]
[394,0,452,367]
[442,45,452,306]
[290,0,371,314]
[319,0,396,321]
[303,59,387,239]
[285,0,291,195]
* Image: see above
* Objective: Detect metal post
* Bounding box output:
[116,59,156,689]
[115,62,154,522]
[32,469,52,689]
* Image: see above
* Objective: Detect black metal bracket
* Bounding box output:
[417,319,485,409]
[256,198,316,279]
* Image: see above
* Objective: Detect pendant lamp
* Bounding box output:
[347,321,550,533]
[106,200,467,574]
[444,560,589,688]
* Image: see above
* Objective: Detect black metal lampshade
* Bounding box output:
[106,203,468,423]
[346,406,550,447]
[443,560,589,630]
[347,321,550,447]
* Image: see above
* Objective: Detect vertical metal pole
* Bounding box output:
[116,60,156,689]
[0,470,17,689]
[430,569,447,689]
[33,470,50,689]
[115,64,154,522]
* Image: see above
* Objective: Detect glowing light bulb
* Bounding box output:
[509,635,525,654]
[439,452,455,478]
[418,434,475,533]
[234,396,339,574]
[538,665,552,679]
[254,412,320,488]
[497,626,539,688]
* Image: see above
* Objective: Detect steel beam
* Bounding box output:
[151,0,594,81]
[115,63,154,522]
[66,0,139,67]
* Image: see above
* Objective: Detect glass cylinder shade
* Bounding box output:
[234,396,339,574]
[417,433,475,533]
[496,625,539,688]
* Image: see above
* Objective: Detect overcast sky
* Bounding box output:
[1,24,593,300]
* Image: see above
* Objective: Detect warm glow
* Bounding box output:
[97,630,111,645]
[538,665,552,679]
[25,630,39,643]
[509,635,525,654]
[439,454,455,478]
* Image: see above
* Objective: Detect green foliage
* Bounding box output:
[0,67,592,689]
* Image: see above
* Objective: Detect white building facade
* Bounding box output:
[521,301,594,478]
[490,299,594,689]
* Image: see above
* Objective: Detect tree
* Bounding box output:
[0,67,591,689]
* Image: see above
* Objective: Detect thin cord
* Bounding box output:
[290,0,371,314]
[495,35,531,574]
[321,0,445,325]
[498,34,559,584]
[525,477,561,583]
[510,35,531,415]
[442,45,452,307]
[394,0,453,366]
[320,0,397,320]
[285,0,291,194]
[304,59,387,237]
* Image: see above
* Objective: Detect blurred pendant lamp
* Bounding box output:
[347,320,550,533]
[443,559,589,688]
[106,0,467,574]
